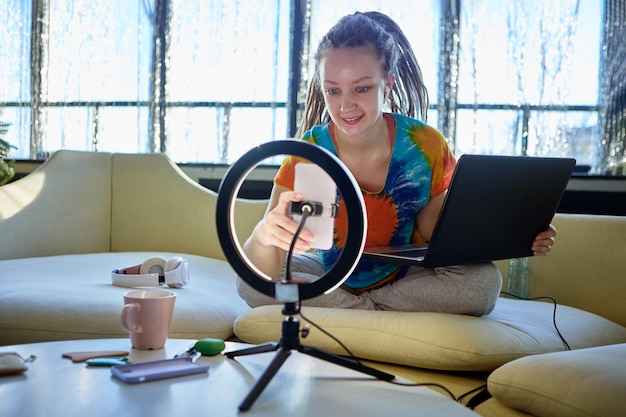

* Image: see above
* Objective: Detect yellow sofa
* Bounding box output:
[1,149,625,417]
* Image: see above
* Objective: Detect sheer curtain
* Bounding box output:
[0,1,32,157]
[165,0,290,163]
[0,0,290,163]
[44,1,152,155]
[0,0,152,159]
[600,0,626,175]
[456,0,601,167]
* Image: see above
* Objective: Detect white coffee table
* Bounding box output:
[0,338,479,416]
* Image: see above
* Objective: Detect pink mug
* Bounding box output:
[121,289,176,350]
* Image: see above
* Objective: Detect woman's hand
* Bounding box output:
[243,187,316,279]
[252,190,315,254]
[531,224,557,256]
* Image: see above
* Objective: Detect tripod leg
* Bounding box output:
[301,345,395,382]
[239,347,292,411]
[225,342,279,359]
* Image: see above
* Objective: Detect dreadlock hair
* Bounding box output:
[298,11,429,137]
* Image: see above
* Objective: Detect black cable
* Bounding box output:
[456,383,488,404]
[298,307,359,358]
[386,379,457,400]
[464,385,492,409]
[285,204,312,283]
[500,292,572,350]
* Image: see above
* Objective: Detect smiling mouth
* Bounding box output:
[343,115,363,123]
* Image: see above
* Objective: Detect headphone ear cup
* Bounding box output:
[140,256,168,275]
[164,256,189,288]
[164,256,183,272]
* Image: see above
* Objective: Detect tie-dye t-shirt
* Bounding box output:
[274,113,456,291]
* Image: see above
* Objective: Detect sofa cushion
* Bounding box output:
[109,153,269,261]
[0,252,249,346]
[234,297,626,371]
[488,343,626,417]
[0,150,112,260]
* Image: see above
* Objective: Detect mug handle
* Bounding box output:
[120,303,143,333]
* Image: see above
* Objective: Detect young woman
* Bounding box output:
[239,11,556,316]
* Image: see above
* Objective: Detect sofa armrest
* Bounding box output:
[498,213,626,327]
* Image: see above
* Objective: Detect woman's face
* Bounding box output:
[319,46,394,139]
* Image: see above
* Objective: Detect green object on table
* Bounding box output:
[194,338,226,356]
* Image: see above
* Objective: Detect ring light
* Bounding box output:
[215,140,366,301]
[216,141,393,412]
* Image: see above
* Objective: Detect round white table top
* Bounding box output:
[0,338,479,417]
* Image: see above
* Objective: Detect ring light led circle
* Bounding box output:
[215,140,366,301]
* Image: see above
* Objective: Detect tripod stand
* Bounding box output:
[225,302,395,411]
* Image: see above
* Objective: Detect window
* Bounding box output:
[0,0,615,171]
[1,0,291,163]
[456,0,602,166]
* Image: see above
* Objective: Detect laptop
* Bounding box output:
[362,154,576,268]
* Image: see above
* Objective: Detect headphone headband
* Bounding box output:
[111,256,189,289]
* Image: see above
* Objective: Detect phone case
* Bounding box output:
[111,357,209,384]
[293,163,336,250]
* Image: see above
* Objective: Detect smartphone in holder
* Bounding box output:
[111,357,209,384]
[291,163,337,250]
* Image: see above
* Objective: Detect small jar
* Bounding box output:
[504,257,529,299]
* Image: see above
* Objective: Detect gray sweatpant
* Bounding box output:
[236,252,502,317]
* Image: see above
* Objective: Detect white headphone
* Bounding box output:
[111,256,190,289]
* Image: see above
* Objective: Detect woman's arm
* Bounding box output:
[415,192,446,241]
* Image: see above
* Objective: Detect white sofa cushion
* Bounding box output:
[234,298,626,371]
[0,252,249,345]
[488,343,626,417]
